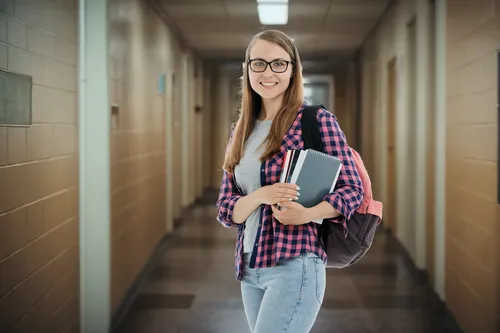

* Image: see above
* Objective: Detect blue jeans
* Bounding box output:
[240,252,326,333]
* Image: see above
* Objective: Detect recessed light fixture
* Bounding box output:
[257,0,289,25]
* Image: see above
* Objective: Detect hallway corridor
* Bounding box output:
[116,193,456,333]
[0,0,498,332]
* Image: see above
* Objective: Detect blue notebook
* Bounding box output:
[287,149,342,220]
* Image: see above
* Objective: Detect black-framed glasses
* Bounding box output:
[248,58,294,73]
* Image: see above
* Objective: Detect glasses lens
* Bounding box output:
[250,60,267,72]
[270,60,288,73]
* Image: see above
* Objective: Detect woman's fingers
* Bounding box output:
[278,187,300,199]
[273,195,299,205]
[285,188,300,196]
[271,183,300,204]
[279,200,292,209]
[280,183,300,190]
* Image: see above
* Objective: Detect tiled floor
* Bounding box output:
[116,199,455,333]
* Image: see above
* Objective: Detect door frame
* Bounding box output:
[78,0,111,331]
[434,0,447,300]
[180,52,190,208]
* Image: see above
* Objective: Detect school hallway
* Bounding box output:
[0,0,499,332]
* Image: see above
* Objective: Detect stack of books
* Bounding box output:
[279,149,342,222]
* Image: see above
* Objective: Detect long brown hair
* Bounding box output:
[223,30,304,173]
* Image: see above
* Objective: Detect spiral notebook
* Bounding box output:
[280,149,342,222]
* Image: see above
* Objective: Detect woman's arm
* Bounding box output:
[217,172,301,226]
[308,201,341,221]
[231,190,262,224]
[311,109,364,222]
[216,170,245,228]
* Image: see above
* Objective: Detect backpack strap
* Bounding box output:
[301,105,325,152]
[300,104,333,236]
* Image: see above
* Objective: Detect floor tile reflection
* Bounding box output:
[116,200,453,333]
[131,294,196,310]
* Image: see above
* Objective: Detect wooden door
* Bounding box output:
[172,72,182,220]
[426,1,437,286]
[386,58,397,233]
[165,72,174,232]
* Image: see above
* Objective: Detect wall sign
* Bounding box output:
[0,70,32,126]
[157,73,166,95]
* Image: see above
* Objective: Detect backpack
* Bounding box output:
[301,105,383,268]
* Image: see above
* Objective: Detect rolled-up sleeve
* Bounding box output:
[317,109,364,224]
[216,170,243,228]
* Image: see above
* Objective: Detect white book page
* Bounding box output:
[328,163,342,192]
[290,150,307,184]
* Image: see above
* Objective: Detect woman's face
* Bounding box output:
[248,39,293,101]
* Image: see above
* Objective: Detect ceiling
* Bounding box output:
[150,0,391,62]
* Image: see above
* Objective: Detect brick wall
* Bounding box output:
[0,0,79,332]
[108,0,183,312]
[446,1,500,332]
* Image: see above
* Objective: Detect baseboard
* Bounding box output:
[425,288,465,333]
[390,233,429,285]
[110,231,172,332]
[387,230,463,333]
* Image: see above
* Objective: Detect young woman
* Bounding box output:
[216,30,364,333]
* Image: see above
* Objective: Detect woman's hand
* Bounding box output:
[255,183,300,206]
[271,201,312,225]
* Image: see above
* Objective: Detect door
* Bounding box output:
[172,71,182,220]
[304,83,330,108]
[386,57,397,233]
[405,18,417,257]
[165,72,174,232]
[426,1,437,286]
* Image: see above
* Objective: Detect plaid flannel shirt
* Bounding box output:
[216,105,364,280]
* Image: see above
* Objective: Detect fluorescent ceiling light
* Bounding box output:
[257,0,288,3]
[257,3,288,25]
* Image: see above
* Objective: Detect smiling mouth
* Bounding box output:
[260,82,278,87]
